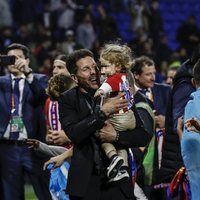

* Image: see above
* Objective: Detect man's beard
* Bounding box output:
[78,79,96,96]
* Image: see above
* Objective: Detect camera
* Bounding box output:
[0,55,15,66]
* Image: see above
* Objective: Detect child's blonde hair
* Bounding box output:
[100,43,134,70]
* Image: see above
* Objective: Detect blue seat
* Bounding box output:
[158,0,200,52]
[109,0,200,47]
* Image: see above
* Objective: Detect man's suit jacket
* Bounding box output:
[0,74,48,140]
[59,87,104,197]
[58,86,151,198]
[152,83,171,116]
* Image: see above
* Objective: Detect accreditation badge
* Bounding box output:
[10,115,25,140]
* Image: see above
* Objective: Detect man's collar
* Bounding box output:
[11,74,25,80]
[135,84,152,96]
[134,84,150,92]
[134,84,141,92]
[79,86,96,97]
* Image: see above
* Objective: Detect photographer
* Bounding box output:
[0,43,51,200]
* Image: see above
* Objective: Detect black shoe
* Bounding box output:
[108,169,129,183]
[107,156,124,178]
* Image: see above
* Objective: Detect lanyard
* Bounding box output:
[11,94,15,113]
[85,98,95,114]
[11,78,22,115]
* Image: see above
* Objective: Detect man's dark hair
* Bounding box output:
[66,49,94,74]
[131,56,155,75]
[5,43,30,59]
[193,59,200,86]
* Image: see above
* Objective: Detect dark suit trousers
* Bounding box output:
[69,173,135,200]
[0,144,51,200]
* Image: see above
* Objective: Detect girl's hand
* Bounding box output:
[185,118,200,133]
[26,139,40,149]
[43,154,65,170]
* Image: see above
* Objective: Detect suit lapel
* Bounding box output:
[4,75,12,107]
[22,80,29,105]
[152,85,158,101]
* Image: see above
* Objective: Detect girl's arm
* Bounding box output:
[43,148,73,170]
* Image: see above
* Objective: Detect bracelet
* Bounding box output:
[24,69,33,76]
[115,131,120,142]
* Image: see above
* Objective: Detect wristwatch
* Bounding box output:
[24,69,33,76]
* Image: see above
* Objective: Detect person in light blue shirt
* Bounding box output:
[181,58,200,200]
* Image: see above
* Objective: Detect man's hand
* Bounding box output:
[101,92,128,116]
[177,116,184,140]
[155,114,165,128]
[185,118,200,133]
[15,57,32,75]
[47,130,71,145]
[46,129,54,144]
[98,120,117,142]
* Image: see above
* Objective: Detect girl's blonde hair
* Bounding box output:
[100,43,134,70]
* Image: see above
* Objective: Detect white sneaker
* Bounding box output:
[107,156,124,178]
[108,169,130,183]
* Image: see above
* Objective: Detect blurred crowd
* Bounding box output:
[0,0,199,81]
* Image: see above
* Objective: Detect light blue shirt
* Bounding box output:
[181,88,200,200]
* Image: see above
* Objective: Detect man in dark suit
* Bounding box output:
[58,49,151,200]
[132,55,171,131]
[131,56,171,199]
[0,43,51,200]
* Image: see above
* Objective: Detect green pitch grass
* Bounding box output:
[25,184,37,200]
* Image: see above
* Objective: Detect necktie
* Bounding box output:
[10,78,22,140]
[140,88,154,102]
[140,88,148,96]
[13,78,22,115]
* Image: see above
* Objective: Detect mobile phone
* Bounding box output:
[0,55,15,66]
